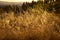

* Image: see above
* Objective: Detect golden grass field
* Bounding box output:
[0,1,60,40]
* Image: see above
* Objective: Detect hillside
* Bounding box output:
[0,1,60,40]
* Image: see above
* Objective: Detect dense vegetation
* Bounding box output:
[0,0,60,40]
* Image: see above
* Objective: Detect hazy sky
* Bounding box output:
[0,0,38,2]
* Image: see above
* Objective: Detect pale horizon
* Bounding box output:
[0,0,38,2]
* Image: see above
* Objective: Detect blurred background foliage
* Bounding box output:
[0,0,60,14]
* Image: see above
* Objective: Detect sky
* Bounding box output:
[0,0,38,2]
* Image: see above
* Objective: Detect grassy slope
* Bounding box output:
[0,1,60,40]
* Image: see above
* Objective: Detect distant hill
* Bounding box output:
[0,1,23,6]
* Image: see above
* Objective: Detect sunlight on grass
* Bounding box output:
[0,1,60,40]
[0,9,60,40]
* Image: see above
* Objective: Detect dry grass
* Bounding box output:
[0,7,60,40]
